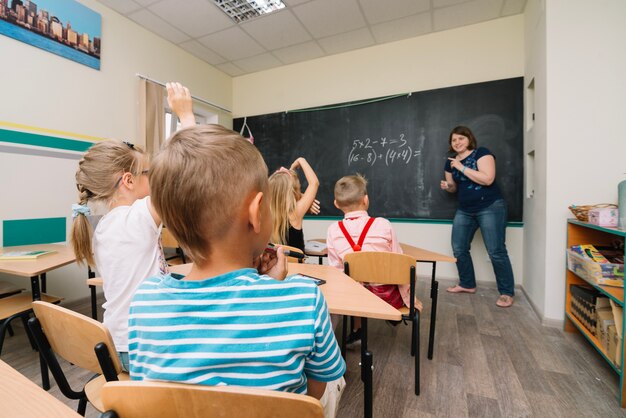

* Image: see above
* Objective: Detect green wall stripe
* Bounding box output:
[0,128,93,152]
[306,215,523,227]
[3,218,67,246]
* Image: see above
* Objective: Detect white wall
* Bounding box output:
[540,0,626,321]
[0,0,231,301]
[234,16,525,285]
[522,0,548,319]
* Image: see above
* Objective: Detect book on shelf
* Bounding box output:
[0,250,56,260]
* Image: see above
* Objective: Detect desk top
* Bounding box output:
[0,244,76,277]
[169,263,401,321]
[400,243,456,263]
[0,360,81,417]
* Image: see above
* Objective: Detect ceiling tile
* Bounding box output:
[178,40,227,65]
[433,0,472,7]
[233,53,283,73]
[198,26,266,61]
[148,0,234,38]
[502,0,527,16]
[215,62,245,77]
[434,0,502,32]
[127,9,191,44]
[358,0,430,25]
[240,10,311,50]
[134,0,161,6]
[98,0,142,15]
[283,0,311,5]
[371,12,432,44]
[318,27,374,55]
[293,0,366,38]
[273,41,325,64]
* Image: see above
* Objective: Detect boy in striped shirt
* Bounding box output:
[128,124,346,416]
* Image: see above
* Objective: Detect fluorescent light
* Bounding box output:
[213,0,286,23]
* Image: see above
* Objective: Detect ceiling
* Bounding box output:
[97,0,527,77]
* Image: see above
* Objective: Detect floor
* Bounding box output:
[2,278,626,417]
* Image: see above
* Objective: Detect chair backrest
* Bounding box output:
[343,251,416,285]
[161,228,180,249]
[101,381,325,418]
[277,244,305,263]
[32,301,122,375]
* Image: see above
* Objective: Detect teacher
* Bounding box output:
[440,126,515,308]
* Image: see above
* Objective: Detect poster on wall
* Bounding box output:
[0,0,101,70]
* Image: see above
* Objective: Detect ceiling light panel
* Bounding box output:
[213,0,286,23]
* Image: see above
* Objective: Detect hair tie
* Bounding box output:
[72,203,91,219]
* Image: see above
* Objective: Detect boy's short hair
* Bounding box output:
[150,124,268,266]
[334,174,368,209]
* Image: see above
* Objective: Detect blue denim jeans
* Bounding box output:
[451,199,515,296]
[117,351,129,372]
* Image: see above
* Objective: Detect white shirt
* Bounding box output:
[93,197,167,352]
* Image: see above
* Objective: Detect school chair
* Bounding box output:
[0,281,25,338]
[162,227,186,265]
[343,251,420,395]
[27,301,129,416]
[99,380,324,418]
[0,293,62,357]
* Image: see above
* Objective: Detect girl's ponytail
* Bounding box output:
[70,188,94,266]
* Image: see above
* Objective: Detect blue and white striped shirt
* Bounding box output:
[128,268,346,394]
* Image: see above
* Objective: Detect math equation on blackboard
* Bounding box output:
[347,134,421,167]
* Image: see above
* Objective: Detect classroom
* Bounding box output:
[1,0,626,417]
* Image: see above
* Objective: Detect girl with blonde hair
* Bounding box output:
[268,157,320,251]
[70,82,195,370]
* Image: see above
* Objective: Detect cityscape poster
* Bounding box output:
[0,0,101,70]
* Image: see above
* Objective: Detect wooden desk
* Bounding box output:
[0,244,75,390]
[169,263,400,418]
[0,244,76,301]
[400,243,456,360]
[0,359,80,417]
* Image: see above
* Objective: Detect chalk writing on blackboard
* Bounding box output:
[347,132,427,168]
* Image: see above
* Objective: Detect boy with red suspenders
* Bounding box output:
[326,174,421,345]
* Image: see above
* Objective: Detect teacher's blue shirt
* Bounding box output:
[444,147,503,213]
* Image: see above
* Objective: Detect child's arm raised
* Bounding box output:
[291,157,320,221]
[166,82,196,128]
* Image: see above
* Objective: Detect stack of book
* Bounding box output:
[570,284,609,336]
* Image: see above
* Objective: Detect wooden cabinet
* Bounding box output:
[565,219,626,407]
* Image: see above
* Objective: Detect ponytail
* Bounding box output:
[70,188,94,266]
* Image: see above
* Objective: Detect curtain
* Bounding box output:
[139,79,165,156]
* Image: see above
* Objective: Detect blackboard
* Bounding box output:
[233,77,523,221]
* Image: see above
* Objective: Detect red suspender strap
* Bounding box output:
[338,217,376,252]
[338,221,356,249]
[357,217,376,250]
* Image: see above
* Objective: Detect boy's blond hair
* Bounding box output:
[334,174,368,210]
[71,140,148,266]
[150,124,268,266]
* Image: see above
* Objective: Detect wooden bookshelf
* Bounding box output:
[565,219,626,407]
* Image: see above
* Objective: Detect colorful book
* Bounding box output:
[0,250,56,260]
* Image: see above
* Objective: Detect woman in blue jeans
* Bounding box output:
[440,126,515,308]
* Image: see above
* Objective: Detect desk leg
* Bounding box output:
[88,268,98,320]
[428,262,438,360]
[360,318,373,418]
[40,272,47,294]
[30,275,41,301]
